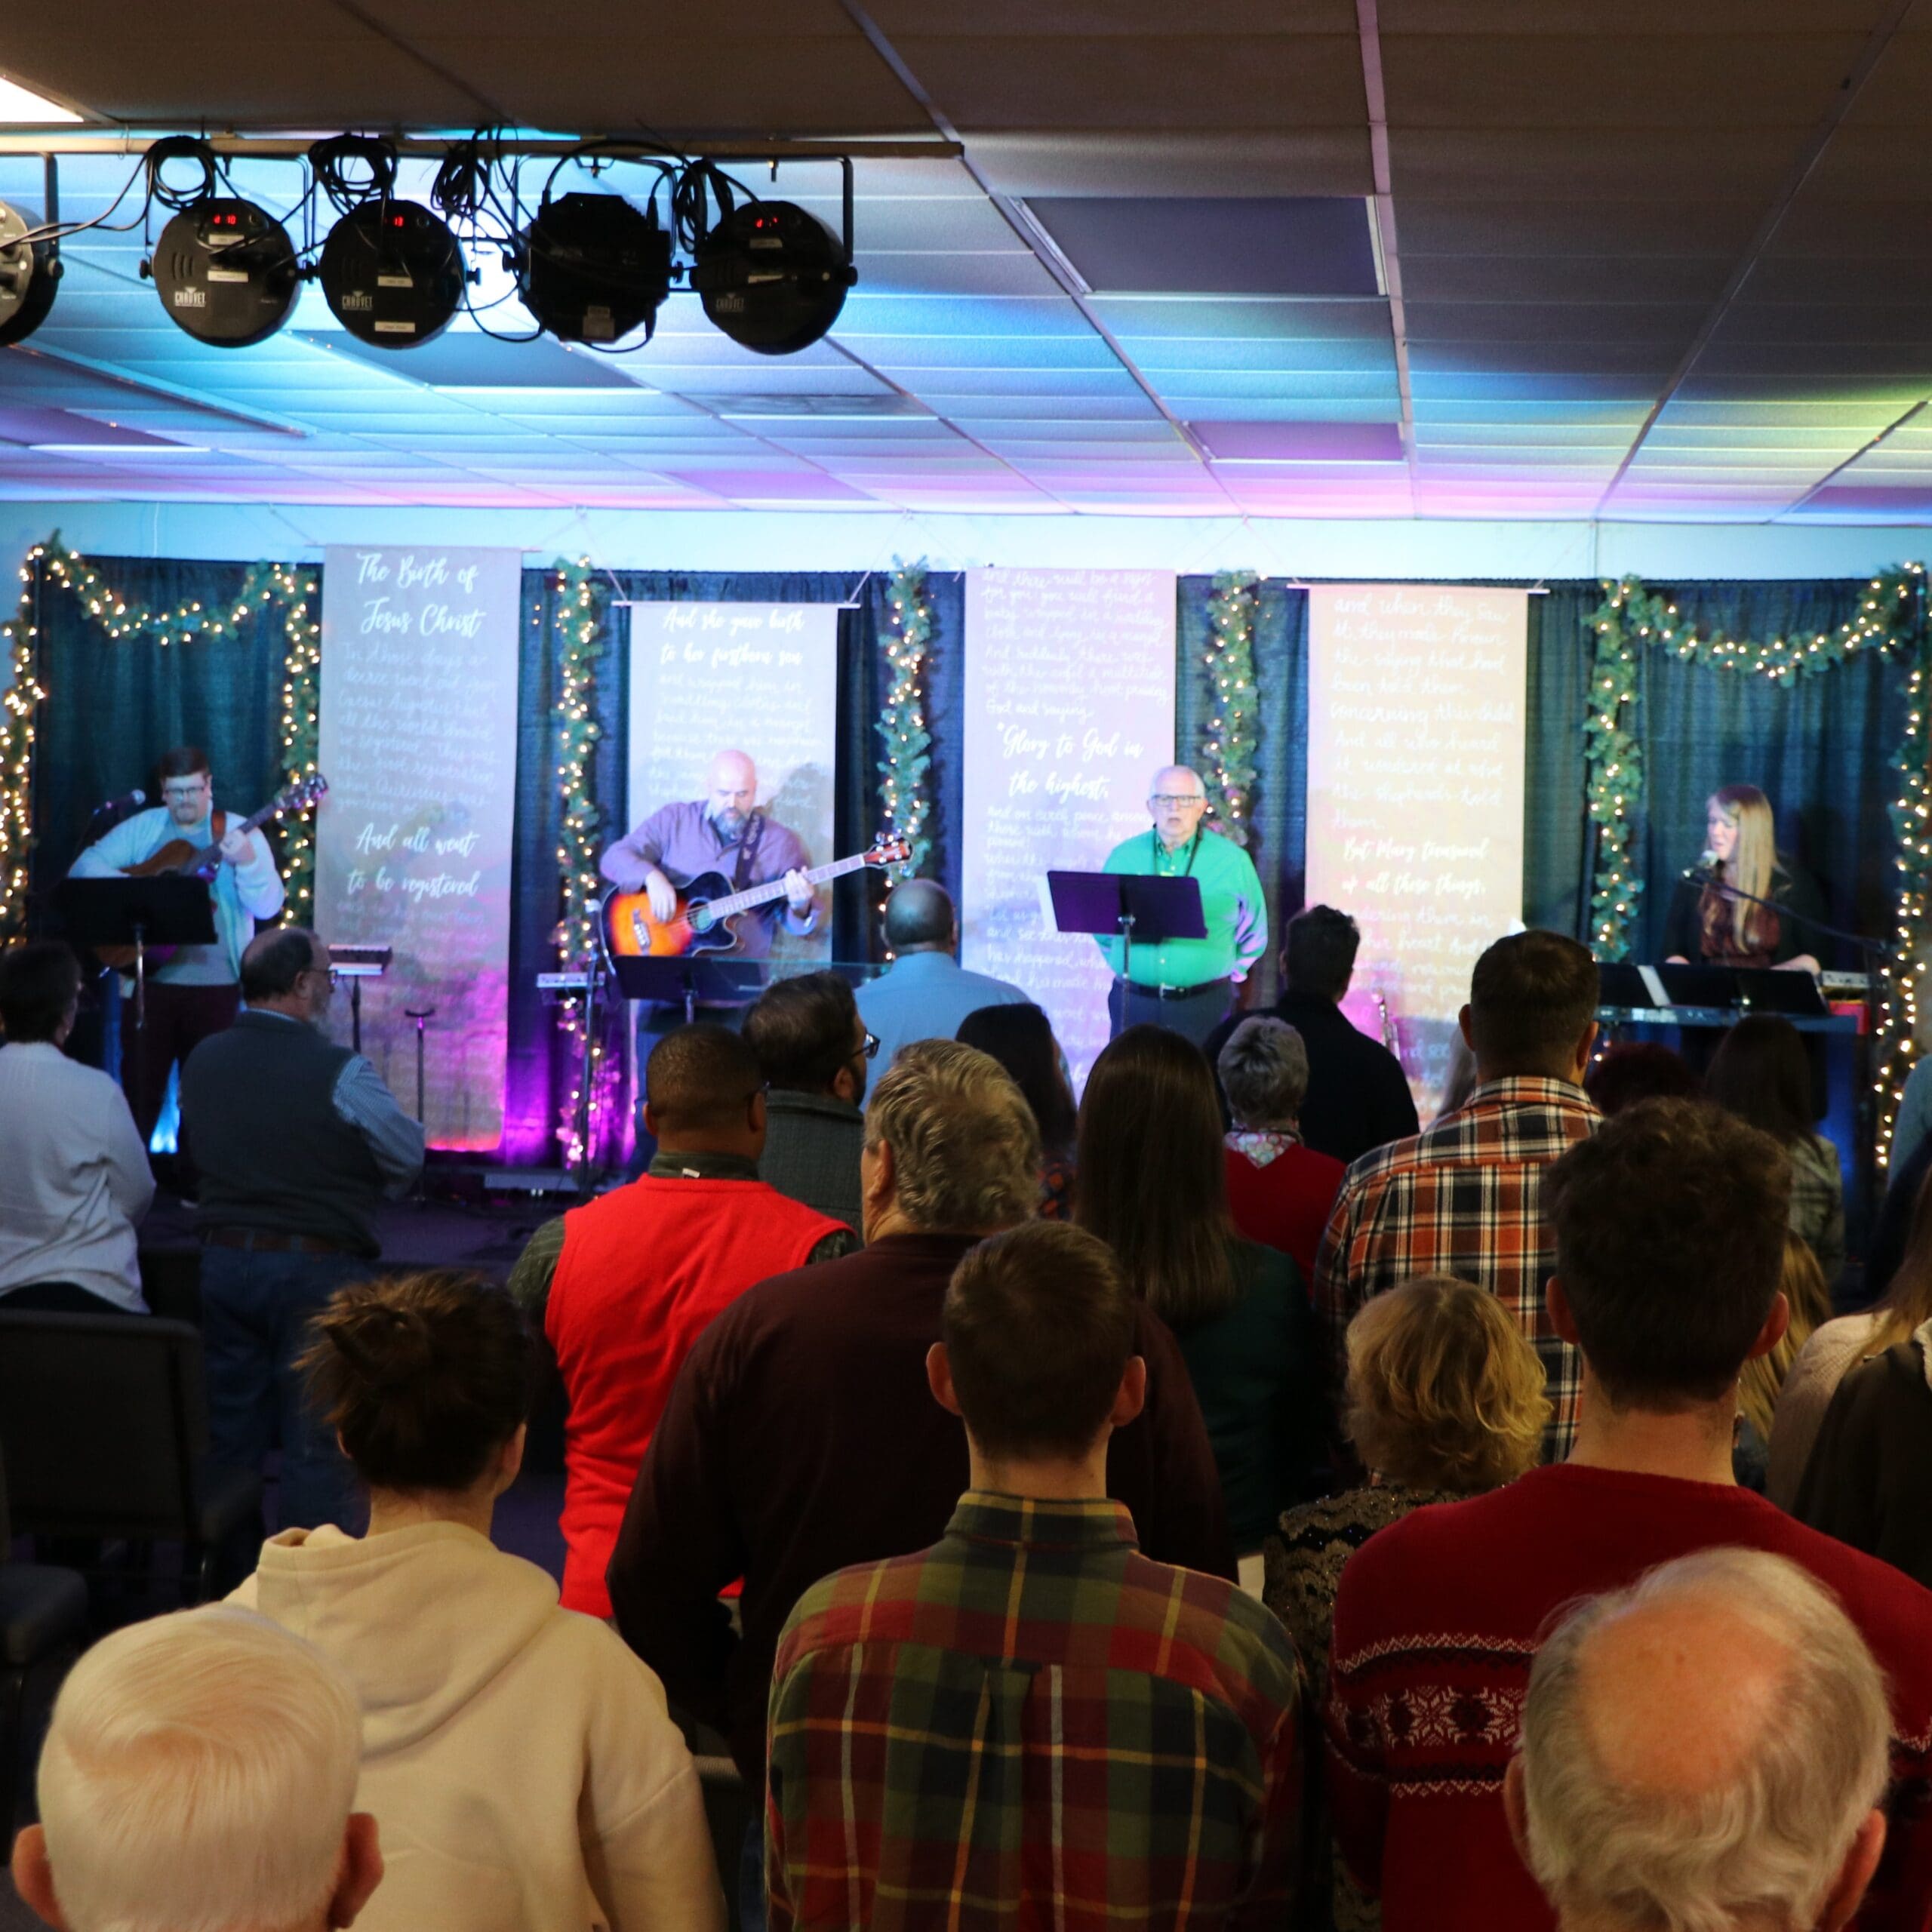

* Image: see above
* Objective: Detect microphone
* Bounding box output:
[102,788,146,814]
[1681,849,1719,882]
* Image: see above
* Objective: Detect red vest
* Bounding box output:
[548,1174,845,1614]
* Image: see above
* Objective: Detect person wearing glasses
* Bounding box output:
[1097,764,1269,1048]
[177,925,424,1532]
[69,745,287,1149]
[742,971,878,1238]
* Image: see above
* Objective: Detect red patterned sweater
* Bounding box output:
[1327,1463,1932,1932]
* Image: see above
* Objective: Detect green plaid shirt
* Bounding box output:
[766,1493,1301,1930]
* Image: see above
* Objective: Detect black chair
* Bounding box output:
[0,1312,261,1605]
[0,1447,88,1836]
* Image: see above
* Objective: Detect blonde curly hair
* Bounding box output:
[1346,1275,1550,1492]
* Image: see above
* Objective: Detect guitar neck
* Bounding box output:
[182,798,280,873]
[705,851,875,921]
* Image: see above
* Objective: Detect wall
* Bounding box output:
[0,501,1926,581]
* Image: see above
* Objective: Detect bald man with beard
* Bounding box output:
[1097,763,1268,1047]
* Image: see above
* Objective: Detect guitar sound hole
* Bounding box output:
[688,904,713,934]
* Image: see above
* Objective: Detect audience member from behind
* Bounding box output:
[11,1605,382,1932]
[857,878,1028,1074]
[611,1041,1233,1932]
[1325,1099,1932,1932]
[1219,1015,1348,1276]
[1510,1550,1890,1932]
[956,1000,1079,1217]
[1204,905,1418,1165]
[180,924,424,1531]
[1707,1014,1844,1287]
[743,969,873,1232]
[1581,1039,1698,1118]
[0,940,152,1315]
[234,1270,723,1932]
[1794,1226,1932,1591]
[1315,929,1600,1463]
[1266,1276,1548,1702]
[508,1023,851,1615]
[1770,1162,1932,1509]
[1081,1024,1321,1547]
[1736,1232,1829,1493]
[768,1223,1301,1932]
[1270,1277,1548,1931]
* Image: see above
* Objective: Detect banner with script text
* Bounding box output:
[961,568,1177,1090]
[1306,584,1528,1116]
[624,602,840,966]
[315,546,522,1149]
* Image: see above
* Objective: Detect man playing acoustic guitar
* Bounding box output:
[70,746,286,1145]
[600,748,819,968]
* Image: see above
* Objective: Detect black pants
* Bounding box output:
[1,1281,140,1316]
[121,982,240,1145]
[1107,978,1234,1051]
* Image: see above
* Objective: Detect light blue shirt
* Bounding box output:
[856,949,1032,1073]
[1894,1057,1932,1176]
[71,805,285,984]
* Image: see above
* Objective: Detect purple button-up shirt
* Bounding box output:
[600,801,815,960]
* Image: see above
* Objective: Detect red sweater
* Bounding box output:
[547,1174,844,1615]
[1223,1137,1346,1280]
[1327,1463,1932,1932]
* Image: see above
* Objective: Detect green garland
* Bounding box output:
[1583,565,1930,1161]
[275,574,322,916]
[549,558,611,1168]
[875,558,934,883]
[0,553,45,940]
[1200,571,1260,846]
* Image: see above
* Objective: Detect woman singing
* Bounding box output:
[1662,783,1825,974]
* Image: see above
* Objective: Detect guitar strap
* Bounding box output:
[731,811,766,891]
[212,809,227,844]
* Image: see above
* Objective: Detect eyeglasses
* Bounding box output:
[1148,794,1206,809]
[861,1029,880,1060]
[162,783,209,801]
[301,964,340,987]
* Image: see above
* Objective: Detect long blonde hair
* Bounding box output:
[1740,1232,1829,1444]
[1700,783,1779,958]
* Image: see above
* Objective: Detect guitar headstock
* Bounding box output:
[277,774,329,815]
[865,834,913,868]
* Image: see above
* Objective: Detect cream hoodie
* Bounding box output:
[232,1521,724,1932]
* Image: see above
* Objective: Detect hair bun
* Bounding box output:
[328,1303,434,1392]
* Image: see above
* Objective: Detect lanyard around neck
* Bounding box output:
[1152,828,1202,877]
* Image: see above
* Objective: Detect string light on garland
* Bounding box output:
[548,558,611,1169]
[38,536,285,647]
[0,546,46,940]
[275,569,322,915]
[873,558,933,945]
[1201,570,1260,845]
[1876,641,1932,1166]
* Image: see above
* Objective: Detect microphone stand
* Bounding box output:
[1679,866,1894,964]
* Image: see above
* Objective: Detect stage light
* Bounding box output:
[516,191,672,346]
[143,195,300,348]
[0,198,59,346]
[691,200,857,355]
[318,200,466,348]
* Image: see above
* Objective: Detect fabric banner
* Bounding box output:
[1306,585,1529,1115]
[624,602,839,965]
[961,568,1177,1088]
[315,546,522,1149]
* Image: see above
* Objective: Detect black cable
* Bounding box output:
[306,134,396,214]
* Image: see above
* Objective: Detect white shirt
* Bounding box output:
[0,1041,155,1312]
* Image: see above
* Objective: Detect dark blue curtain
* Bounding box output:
[1524,584,1598,940]
[26,554,298,917]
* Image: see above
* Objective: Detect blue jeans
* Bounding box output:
[198,1245,368,1532]
[739,1815,767,1932]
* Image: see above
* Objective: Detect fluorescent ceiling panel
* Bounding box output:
[1023,197,1380,296]
[1192,420,1404,462]
[295,331,648,390]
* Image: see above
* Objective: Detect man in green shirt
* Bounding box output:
[1097,764,1268,1048]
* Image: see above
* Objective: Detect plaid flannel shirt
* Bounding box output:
[1312,1078,1599,1462]
[765,1493,1301,1932]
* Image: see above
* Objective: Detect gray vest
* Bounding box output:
[180,1010,386,1255]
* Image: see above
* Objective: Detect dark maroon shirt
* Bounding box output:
[608,1231,1239,1783]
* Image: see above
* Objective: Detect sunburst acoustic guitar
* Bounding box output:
[602,833,911,959]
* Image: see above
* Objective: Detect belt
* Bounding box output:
[199,1227,357,1257]
[1117,976,1229,1003]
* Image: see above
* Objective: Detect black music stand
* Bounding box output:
[1047,870,1208,989]
[607,952,766,1023]
[55,876,217,1137]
